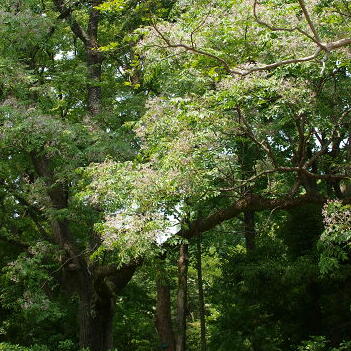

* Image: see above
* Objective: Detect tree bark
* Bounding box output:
[79,279,115,351]
[87,48,102,116]
[175,243,188,351]
[86,1,103,116]
[156,275,176,351]
[32,152,139,351]
[52,0,103,117]
[78,262,138,351]
[196,237,207,351]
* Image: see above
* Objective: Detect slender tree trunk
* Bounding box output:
[196,237,207,351]
[87,48,102,116]
[244,211,256,251]
[86,1,103,116]
[156,275,176,351]
[175,243,188,351]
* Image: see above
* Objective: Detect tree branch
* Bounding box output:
[297,0,321,43]
[177,193,334,239]
[94,260,140,295]
[220,166,347,194]
[53,0,90,45]
[152,23,243,75]
[253,0,319,45]
[152,3,351,76]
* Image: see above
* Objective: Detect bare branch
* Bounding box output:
[241,48,323,74]
[326,38,351,50]
[253,0,319,45]
[297,0,321,43]
[304,107,351,169]
[152,23,243,75]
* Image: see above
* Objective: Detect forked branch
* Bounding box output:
[152,0,351,76]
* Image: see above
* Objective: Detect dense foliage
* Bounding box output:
[0,0,350,350]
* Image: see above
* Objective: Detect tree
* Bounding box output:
[0,1,174,350]
[83,0,351,348]
[1,0,351,350]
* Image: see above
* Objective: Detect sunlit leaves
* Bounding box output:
[319,201,351,275]
[94,0,125,12]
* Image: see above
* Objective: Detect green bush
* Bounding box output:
[296,337,351,351]
[0,343,49,351]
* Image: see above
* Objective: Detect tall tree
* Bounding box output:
[83,0,351,346]
[0,0,173,349]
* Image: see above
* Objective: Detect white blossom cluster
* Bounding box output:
[321,200,351,241]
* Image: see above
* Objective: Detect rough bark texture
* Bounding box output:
[86,1,102,116]
[78,262,138,351]
[78,277,114,351]
[196,237,207,351]
[156,276,176,351]
[87,48,102,116]
[244,211,256,251]
[175,243,188,351]
[53,0,103,117]
[30,151,138,350]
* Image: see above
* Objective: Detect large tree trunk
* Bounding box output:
[156,275,176,351]
[175,243,188,351]
[77,262,138,351]
[79,282,115,351]
[196,237,207,351]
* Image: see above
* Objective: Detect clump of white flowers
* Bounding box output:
[319,200,351,275]
[321,200,351,241]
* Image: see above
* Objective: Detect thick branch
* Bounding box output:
[95,260,140,295]
[178,193,328,239]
